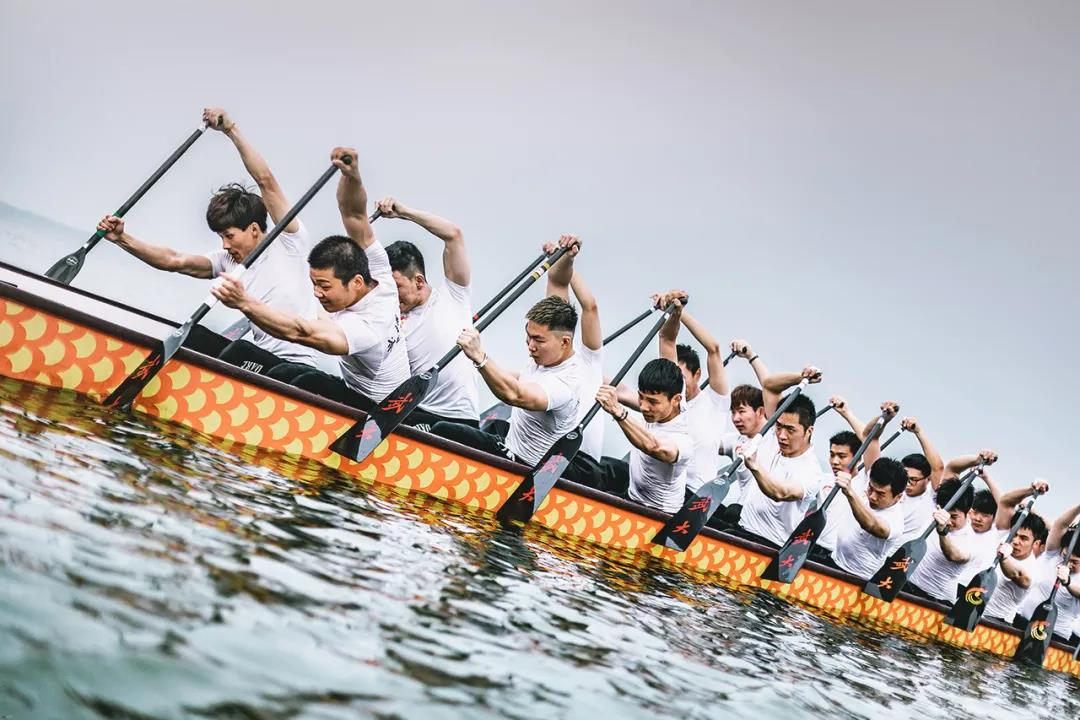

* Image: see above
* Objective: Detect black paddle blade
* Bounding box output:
[761,508,827,584]
[495,430,584,525]
[330,371,436,463]
[44,246,87,285]
[102,345,165,411]
[1072,633,1080,661]
[1014,601,1058,666]
[862,538,928,602]
[650,470,738,551]
[942,567,1000,632]
[479,402,512,426]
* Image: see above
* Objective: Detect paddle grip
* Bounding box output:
[759,378,810,438]
[918,464,984,541]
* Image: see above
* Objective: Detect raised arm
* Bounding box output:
[544,234,576,301]
[759,364,822,417]
[838,472,892,539]
[998,545,1035,589]
[994,480,1050,530]
[332,147,374,250]
[830,396,867,437]
[741,440,809,502]
[1046,504,1080,553]
[731,339,768,390]
[97,216,212,278]
[455,329,554,410]
[679,305,728,396]
[901,417,946,490]
[204,108,297,234]
[597,386,681,462]
[377,196,470,286]
[570,271,601,352]
[931,508,972,563]
[657,293,683,364]
[851,400,898,471]
[944,449,998,481]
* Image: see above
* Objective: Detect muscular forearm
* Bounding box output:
[682,311,728,395]
[337,175,373,248]
[749,467,803,502]
[658,310,680,362]
[938,532,970,563]
[999,556,1030,587]
[225,125,273,188]
[945,454,980,478]
[616,416,678,463]
[238,298,344,354]
[477,359,544,410]
[846,492,891,539]
[114,233,194,275]
[399,206,463,245]
[913,428,945,489]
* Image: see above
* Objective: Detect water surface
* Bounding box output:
[0,378,1077,719]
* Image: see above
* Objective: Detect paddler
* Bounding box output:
[97,107,321,376]
[212,147,409,409]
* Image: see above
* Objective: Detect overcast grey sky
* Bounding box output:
[2,1,1078,518]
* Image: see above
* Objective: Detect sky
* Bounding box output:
[2,1,1078,519]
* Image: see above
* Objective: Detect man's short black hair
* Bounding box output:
[869,457,908,496]
[206,183,268,233]
[1018,512,1049,545]
[971,489,998,516]
[779,393,816,430]
[386,240,426,277]
[937,478,975,514]
[901,453,932,479]
[638,358,683,398]
[526,296,578,334]
[676,344,700,376]
[829,431,861,456]
[308,236,372,285]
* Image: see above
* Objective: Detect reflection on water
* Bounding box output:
[0,378,1077,719]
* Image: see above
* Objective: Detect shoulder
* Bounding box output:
[277,219,312,254]
[204,249,231,276]
[442,278,470,304]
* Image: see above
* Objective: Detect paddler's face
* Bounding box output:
[676,361,700,399]
[947,508,967,531]
[969,509,995,533]
[217,223,261,264]
[866,480,900,510]
[638,390,681,424]
[905,469,929,497]
[392,270,426,314]
[1012,528,1035,560]
[775,412,812,457]
[525,321,571,366]
[829,444,855,475]
[309,267,367,312]
[731,403,765,436]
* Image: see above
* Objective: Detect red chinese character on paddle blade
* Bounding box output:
[780,555,795,569]
[381,392,414,414]
[539,456,563,476]
[792,528,814,546]
[878,577,894,590]
[889,557,911,572]
[688,497,711,513]
[520,487,536,502]
[673,521,691,535]
[355,423,380,441]
[131,355,162,381]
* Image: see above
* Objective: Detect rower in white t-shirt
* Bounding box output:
[212,146,409,409]
[907,477,982,603]
[714,383,768,508]
[982,481,1051,623]
[830,458,908,579]
[653,293,732,496]
[376,197,479,428]
[1014,507,1080,639]
[596,358,694,513]
[98,107,320,374]
[734,363,826,548]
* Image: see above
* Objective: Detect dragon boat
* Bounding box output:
[1,259,1078,678]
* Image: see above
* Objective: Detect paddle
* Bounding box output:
[471,251,548,322]
[45,119,215,285]
[650,377,813,551]
[480,306,656,426]
[943,491,1043,631]
[762,415,888,583]
[855,428,904,473]
[103,157,353,411]
[495,301,682,524]
[330,246,573,463]
[1013,523,1080,666]
[861,465,983,602]
[694,350,738,391]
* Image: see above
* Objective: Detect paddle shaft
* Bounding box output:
[471,252,548,322]
[431,247,570,373]
[86,124,208,256]
[856,429,904,473]
[578,303,680,429]
[914,465,984,544]
[813,417,887,515]
[1044,522,1080,606]
[697,351,737,390]
[603,309,653,345]
[714,378,811,481]
[987,493,1042,572]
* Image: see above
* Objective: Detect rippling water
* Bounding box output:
[1,378,1077,719]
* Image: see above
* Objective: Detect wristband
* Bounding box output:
[748,355,759,364]
[473,354,488,370]
[617,408,629,422]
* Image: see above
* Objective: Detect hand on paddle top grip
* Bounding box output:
[1031,478,1050,495]
[596,385,622,416]
[736,435,763,470]
[657,289,688,309]
[901,417,920,434]
[731,339,754,359]
[977,449,998,466]
[543,234,582,257]
[835,471,854,496]
[880,400,900,422]
[97,215,125,242]
[997,542,1014,560]
[376,196,407,219]
[203,107,232,131]
[802,365,823,384]
[331,147,359,179]
[456,327,485,365]
[1057,565,1070,584]
[932,507,951,533]
[210,274,251,311]
[829,395,846,411]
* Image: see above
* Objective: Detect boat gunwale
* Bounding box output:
[0,272,1074,658]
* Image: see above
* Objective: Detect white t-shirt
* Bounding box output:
[817,469,869,552]
[901,488,937,543]
[832,497,906,578]
[984,550,1043,623]
[908,523,980,602]
[1016,560,1080,636]
[717,431,753,504]
[400,281,478,420]
[959,528,1006,584]
[205,221,319,366]
[628,412,694,513]
[682,387,732,493]
[332,241,410,401]
[737,431,825,546]
[575,344,604,460]
[505,355,581,466]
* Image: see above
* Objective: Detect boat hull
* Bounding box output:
[1,276,1077,677]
